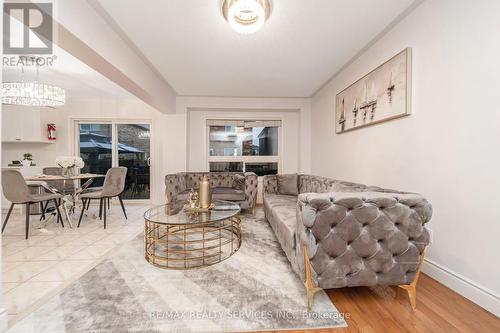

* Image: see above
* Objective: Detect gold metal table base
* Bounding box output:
[144,216,241,269]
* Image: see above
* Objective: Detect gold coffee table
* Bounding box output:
[144,200,241,269]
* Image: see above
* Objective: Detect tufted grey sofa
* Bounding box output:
[263,174,432,309]
[165,172,258,211]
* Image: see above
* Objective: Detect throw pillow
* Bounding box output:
[331,182,359,192]
[277,173,299,195]
[232,174,246,191]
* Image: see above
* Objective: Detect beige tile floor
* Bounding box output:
[1,202,149,327]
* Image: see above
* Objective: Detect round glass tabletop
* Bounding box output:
[144,200,241,225]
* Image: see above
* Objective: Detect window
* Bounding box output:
[76,121,151,200]
[208,120,280,175]
[209,162,243,173]
[78,124,112,188]
[245,162,278,176]
[80,124,103,132]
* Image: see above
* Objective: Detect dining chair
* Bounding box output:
[40,167,74,220]
[78,167,128,229]
[42,167,75,194]
[82,186,110,212]
[2,169,64,239]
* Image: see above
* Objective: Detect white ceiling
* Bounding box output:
[96,0,416,97]
[2,45,134,101]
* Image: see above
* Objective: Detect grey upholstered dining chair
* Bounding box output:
[42,167,75,194]
[78,167,128,229]
[40,167,75,219]
[82,184,110,212]
[2,169,64,239]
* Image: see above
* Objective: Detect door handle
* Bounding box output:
[147,157,151,167]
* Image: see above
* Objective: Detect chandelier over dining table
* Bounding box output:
[2,81,66,107]
[2,55,66,107]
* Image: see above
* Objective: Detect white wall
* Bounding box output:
[171,96,311,204]
[187,109,300,173]
[176,96,311,174]
[162,113,188,175]
[310,0,500,316]
[1,95,313,206]
[2,97,167,204]
[51,0,176,114]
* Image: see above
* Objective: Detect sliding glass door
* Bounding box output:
[78,123,112,188]
[117,124,150,200]
[76,121,151,200]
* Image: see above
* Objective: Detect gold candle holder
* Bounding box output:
[199,175,212,208]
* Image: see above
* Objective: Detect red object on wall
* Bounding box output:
[48,123,56,141]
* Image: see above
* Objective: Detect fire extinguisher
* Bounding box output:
[48,123,56,141]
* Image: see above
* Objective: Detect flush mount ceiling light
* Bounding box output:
[222,0,271,34]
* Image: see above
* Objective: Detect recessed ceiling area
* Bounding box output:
[95,0,417,97]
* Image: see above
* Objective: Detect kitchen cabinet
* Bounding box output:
[2,108,53,143]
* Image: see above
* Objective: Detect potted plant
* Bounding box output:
[22,153,33,167]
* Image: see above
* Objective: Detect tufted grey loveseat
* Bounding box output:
[165,172,258,211]
[263,174,432,309]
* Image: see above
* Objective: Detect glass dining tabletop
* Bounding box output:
[24,173,105,181]
[144,200,241,225]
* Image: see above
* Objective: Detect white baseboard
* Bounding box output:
[423,259,500,318]
[0,307,8,332]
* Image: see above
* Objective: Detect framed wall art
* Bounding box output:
[335,48,412,133]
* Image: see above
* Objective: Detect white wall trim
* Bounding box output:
[0,307,8,332]
[423,259,500,318]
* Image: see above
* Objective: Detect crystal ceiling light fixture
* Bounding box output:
[2,82,66,107]
[222,0,271,34]
[2,56,66,108]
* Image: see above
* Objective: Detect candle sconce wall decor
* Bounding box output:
[352,99,359,127]
[339,98,346,132]
[387,72,395,103]
[335,48,411,134]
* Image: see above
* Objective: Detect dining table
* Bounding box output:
[25,173,105,229]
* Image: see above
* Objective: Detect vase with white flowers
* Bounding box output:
[55,156,85,178]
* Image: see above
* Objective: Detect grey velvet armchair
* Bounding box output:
[2,169,64,239]
[165,172,258,212]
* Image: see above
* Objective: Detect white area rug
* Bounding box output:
[9,210,347,332]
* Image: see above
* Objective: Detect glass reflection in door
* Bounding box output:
[79,123,112,188]
[117,124,150,199]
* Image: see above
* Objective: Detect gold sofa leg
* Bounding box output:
[304,245,322,311]
[398,248,426,310]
